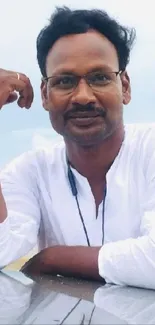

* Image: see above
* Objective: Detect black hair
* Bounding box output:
[37,6,136,77]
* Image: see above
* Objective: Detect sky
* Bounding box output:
[0,0,154,164]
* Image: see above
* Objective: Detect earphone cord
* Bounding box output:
[75,195,91,246]
[67,161,106,246]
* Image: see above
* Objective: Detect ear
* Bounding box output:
[121,71,131,105]
[40,80,49,111]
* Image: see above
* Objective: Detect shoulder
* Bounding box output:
[124,123,155,167]
[125,123,155,139]
[125,123,155,149]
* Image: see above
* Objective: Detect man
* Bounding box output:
[0,7,155,289]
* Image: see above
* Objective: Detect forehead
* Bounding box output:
[46,30,119,76]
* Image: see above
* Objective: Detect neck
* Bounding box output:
[65,125,125,182]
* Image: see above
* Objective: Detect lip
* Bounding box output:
[67,113,100,119]
[68,116,102,127]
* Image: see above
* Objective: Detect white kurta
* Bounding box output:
[1,124,155,288]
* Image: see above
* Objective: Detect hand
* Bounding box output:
[21,249,56,278]
[0,68,34,109]
[21,253,42,275]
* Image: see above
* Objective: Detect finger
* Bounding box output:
[6,76,33,109]
[0,85,14,109]
[0,74,34,109]
[17,95,25,108]
[23,76,34,108]
[15,73,34,109]
[19,85,34,109]
[5,92,18,104]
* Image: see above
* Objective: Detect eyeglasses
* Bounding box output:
[42,70,122,95]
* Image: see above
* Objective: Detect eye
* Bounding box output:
[89,73,111,85]
[51,75,75,89]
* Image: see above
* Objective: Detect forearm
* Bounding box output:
[0,189,7,223]
[35,246,104,281]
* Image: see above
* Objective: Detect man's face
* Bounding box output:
[41,30,131,146]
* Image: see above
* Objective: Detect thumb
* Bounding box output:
[5,92,18,105]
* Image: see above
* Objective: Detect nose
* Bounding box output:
[71,79,96,106]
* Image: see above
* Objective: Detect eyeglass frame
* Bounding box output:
[42,69,123,95]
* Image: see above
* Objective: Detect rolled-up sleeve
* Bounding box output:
[0,151,41,269]
[98,226,155,289]
[98,140,155,289]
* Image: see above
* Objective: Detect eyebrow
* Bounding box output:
[89,66,118,73]
[50,66,117,77]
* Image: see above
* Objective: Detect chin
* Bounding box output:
[65,131,106,147]
[64,122,113,146]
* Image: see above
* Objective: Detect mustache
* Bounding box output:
[64,104,106,120]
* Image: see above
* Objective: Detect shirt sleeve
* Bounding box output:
[0,151,41,269]
[0,272,32,323]
[98,130,155,289]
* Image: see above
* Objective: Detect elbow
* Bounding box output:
[98,235,155,290]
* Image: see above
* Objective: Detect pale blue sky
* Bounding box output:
[0,0,154,165]
[0,0,154,132]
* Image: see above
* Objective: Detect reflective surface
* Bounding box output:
[1,270,155,324]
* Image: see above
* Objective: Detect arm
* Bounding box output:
[21,245,103,281]
[98,133,155,289]
[0,68,38,268]
[0,273,32,323]
[0,151,41,268]
[23,130,155,289]
[22,204,155,288]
